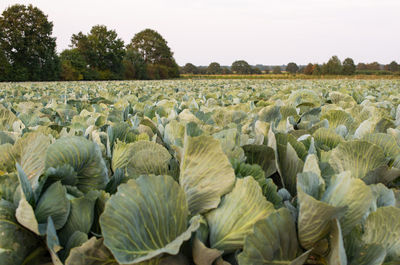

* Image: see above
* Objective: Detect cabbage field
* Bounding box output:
[0,79,400,265]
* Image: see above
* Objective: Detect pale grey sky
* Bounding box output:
[1,0,399,66]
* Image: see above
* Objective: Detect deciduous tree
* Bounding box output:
[207,62,222,75]
[182,63,199,74]
[272,66,282,74]
[123,47,147,80]
[323,56,342,75]
[388,61,399,72]
[231,60,252,74]
[128,29,179,78]
[304,63,314,75]
[71,25,125,79]
[0,4,59,81]
[59,48,87,80]
[342,57,356,75]
[286,62,299,74]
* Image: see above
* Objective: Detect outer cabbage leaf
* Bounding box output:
[180,135,235,215]
[58,190,99,245]
[313,127,343,150]
[34,181,71,230]
[369,183,396,211]
[20,132,52,186]
[46,217,63,265]
[0,173,18,201]
[206,177,274,253]
[45,136,108,192]
[329,140,386,180]
[362,206,400,257]
[0,143,17,173]
[362,133,400,160]
[100,175,201,264]
[65,237,118,265]
[321,172,373,235]
[192,237,223,265]
[238,208,311,265]
[268,129,304,195]
[297,188,344,250]
[112,140,171,178]
[0,200,39,265]
[327,219,347,265]
[263,178,284,208]
[242,144,276,178]
[321,109,354,131]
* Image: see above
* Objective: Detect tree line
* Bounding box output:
[0,4,179,81]
[182,56,400,76]
[0,4,399,82]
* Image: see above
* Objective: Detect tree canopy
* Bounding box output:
[272,66,282,74]
[59,49,86,81]
[123,47,147,80]
[286,62,299,74]
[342,58,356,75]
[231,60,252,74]
[182,63,199,74]
[70,25,125,79]
[388,61,399,72]
[128,29,179,79]
[0,4,59,81]
[207,62,222,75]
[322,56,342,75]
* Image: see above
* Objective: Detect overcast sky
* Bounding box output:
[1,0,399,66]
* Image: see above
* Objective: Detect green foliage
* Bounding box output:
[0,4,59,81]
[286,62,299,74]
[322,55,343,75]
[207,62,222,74]
[181,63,199,74]
[231,60,252,74]
[122,47,147,80]
[342,57,356,75]
[71,25,125,80]
[59,49,86,81]
[128,28,179,79]
[388,61,399,72]
[272,65,282,74]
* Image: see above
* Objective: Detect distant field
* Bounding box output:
[181,73,400,79]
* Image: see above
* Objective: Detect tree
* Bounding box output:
[221,67,232,75]
[272,66,282,74]
[0,4,59,81]
[342,57,356,75]
[0,48,11,81]
[128,29,179,78]
[123,47,147,80]
[71,25,125,79]
[59,48,87,80]
[304,63,314,75]
[365,62,380,70]
[357,63,367,70]
[251,67,262,74]
[286,62,299,74]
[312,64,322,75]
[182,63,198,74]
[388,61,399,72]
[231,60,252,74]
[323,56,342,75]
[207,62,222,75]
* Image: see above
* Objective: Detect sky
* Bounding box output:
[0,0,399,66]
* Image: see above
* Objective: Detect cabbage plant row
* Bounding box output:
[0,79,400,265]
